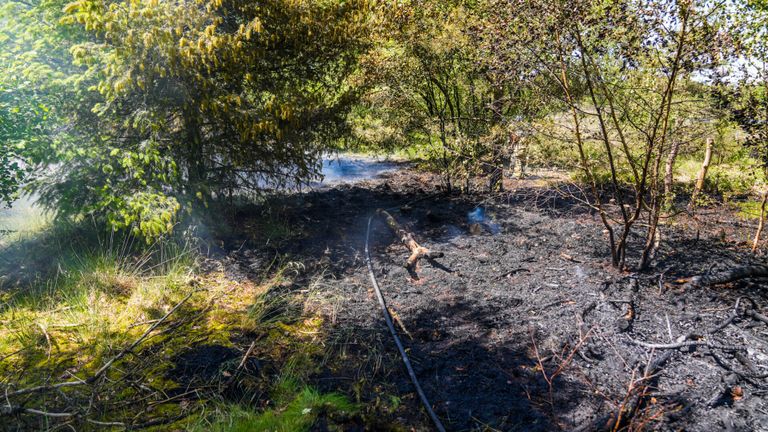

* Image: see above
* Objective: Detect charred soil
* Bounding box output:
[209,169,768,431]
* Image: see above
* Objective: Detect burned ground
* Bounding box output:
[206,169,768,431]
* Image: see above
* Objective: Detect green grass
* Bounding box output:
[193,385,356,432]
[676,155,765,197]
[0,228,197,383]
[0,213,367,430]
[0,222,212,428]
[735,200,766,219]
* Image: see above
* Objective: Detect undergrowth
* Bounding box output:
[191,384,356,432]
[0,218,356,431]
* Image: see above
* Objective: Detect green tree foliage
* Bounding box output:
[713,1,768,173]
[16,0,374,237]
[351,1,544,192]
[479,0,731,268]
[0,0,77,207]
[3,0,767,267]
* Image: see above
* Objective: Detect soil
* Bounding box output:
[207,168,768,431]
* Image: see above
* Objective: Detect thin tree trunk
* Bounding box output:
[639,4,691,270]
[517,137,529,179]
[508,131,519,181]
[752,189,768,253]
[664,137,682,202]
[491,131,517,192]
[557,29,619,267]
[439,119,451,193]
[690,137,714,209]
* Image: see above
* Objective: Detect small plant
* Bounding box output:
[529,327,594,410]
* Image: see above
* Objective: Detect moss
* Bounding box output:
[192,387,358,432]
[0,220,362,430]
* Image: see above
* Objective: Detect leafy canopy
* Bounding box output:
[15,0,374,237]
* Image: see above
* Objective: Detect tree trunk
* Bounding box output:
[489,131,517,193]
[664,137,682,202]
[507,130,520,180]
[559,28,619,268]
[638,3,691,271]
[690,138,713,209]
[752,189,768,253]
[517,137,529,179]
[487,141,504,193]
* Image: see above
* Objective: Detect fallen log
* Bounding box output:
[377,209,443,276]
[685,264,768,289]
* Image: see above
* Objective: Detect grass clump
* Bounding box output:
[0,221,207,429]
[194,384,357,432]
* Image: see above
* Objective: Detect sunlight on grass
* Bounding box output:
[735,200,764,220]
[0,237,197,388]
[192,385,356,432]
[676,156,766,196]
[0,221,346,429]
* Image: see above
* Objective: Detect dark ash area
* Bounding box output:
[213,170,768,431]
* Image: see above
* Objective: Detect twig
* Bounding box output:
[530,326,593,408]
[86,419,126,427]
[539,298,574,311]
[3,290,199,399]
[389,307,414,340]
[237,341,258,370]
[709,349,768,380]
[0,405,73,417]
[665,314,674,342]
[91,289,198,381]
[627,337,745,352]
[36,323,52,361]
[748,309,768,326]
[128,319,160,329]
[559,252,582,263]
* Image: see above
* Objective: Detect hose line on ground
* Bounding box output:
[365,214,447,432]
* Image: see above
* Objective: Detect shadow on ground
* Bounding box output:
[214,173,607,430]
[215,170,768,431]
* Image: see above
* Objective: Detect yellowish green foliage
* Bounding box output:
[8,0,377,240]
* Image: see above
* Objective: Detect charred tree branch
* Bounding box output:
[376,209,444,277]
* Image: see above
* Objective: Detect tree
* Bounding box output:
[482,0,729,269]
[712,1,768,251]
[22,0,374,237]
[352,0,545,193]
[0,0,78,207]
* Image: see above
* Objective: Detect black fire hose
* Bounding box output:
[365,214,447,432]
